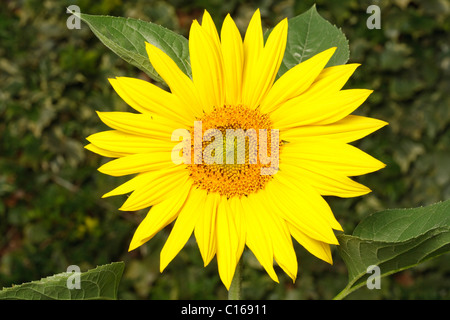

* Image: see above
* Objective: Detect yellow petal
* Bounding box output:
[84,143,127,158]
[189,20,224,113]
[160,187,207,272]
[128,179,191,251]
[201,10,221,45]
[194,191,220,266]
[252,192,298,282]
[264,177,341,244]
[228,196,246,262]
[242,18,288,109]
[287,223,333,264]
[307,63,361,96]
[108,77,193,126]
[270,63,361,120]
[98,151,174,177]
[96,111,176,141]
[281,138,386,176]
[87,130,175,155]
[243,9,263,85]
[241,195,279,283]
[272,89,373,129]
[281,115,388,143]
[145,42,203,117]
[216,196,240,289]
[102,171,154,198]
[221,14,244,106]
[260,47,336,114]
[119,167,189,211]
[280,161,371,198]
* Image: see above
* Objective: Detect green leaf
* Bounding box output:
[76,6,348,86]
[274,5,349,78]
[0,262,125,300]
[335,200,450,299]
[73,11,191,84]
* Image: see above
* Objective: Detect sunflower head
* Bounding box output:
[86,9,387,289]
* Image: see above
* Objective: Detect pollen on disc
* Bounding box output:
[187,105,280,198]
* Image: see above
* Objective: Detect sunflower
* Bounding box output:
[85,9,387,289]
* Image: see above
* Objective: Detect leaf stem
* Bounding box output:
[228,259,242,300]
[333,285,352,300]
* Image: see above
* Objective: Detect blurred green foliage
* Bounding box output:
[0,0,449,299]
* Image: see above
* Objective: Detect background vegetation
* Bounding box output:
[0,0,449,299]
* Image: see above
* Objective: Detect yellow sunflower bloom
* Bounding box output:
[86,9,387,289]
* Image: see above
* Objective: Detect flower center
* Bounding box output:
[187,105,279,198]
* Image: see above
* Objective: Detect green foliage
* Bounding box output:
[275,5,349,78]
[75,12,191,84]
[0,0,134,295]
[336,200,450,299]
[1,0,449,300]
[0,262,124,300]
